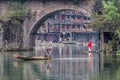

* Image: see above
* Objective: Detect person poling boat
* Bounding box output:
[44,48,52,58]
[87,40,93,58]
[13,48,52,60]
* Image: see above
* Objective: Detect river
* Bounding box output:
[0,44,120,80]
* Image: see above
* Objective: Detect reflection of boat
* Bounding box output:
[13,54,51,60]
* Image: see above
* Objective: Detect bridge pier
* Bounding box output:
[23,34,36,49]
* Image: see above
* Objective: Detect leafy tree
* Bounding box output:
[90,0,120,45]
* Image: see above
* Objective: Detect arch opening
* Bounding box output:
[27,9,99,48]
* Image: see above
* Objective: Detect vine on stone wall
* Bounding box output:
[1,2,30,48]
[3,2,30,20]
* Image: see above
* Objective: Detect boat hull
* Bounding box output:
[14,55,51,60]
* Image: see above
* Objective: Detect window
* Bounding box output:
[72,25,75,28]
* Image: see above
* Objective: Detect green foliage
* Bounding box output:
[102,1,120,20]
[114,28,120,39]
[90,12,106,28]
[116,50,120,56]
[90,0,120,45]
[114,68,120,80]
[91,0,120,28]
[3,2,30,19]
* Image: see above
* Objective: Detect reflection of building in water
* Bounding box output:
[36,10,99,44]
[22,56,99,80]
[0,45,100,80]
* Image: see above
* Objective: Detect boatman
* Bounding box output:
[44,48,52,59]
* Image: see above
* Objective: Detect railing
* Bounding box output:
[48,19,91,25]
[48,20,60,24]
[60,29,87,32]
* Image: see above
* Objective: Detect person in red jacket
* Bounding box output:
[87,40,93,58]
[87,40,93,51]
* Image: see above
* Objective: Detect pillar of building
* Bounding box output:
[100,30,104,51]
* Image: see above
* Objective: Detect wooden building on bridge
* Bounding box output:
[36,10,99,45]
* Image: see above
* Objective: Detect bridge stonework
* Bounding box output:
[0,0,96,48]
[24,0,96,48]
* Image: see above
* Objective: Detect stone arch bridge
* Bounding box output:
[0,0,96,48]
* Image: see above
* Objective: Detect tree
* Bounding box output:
[90,0,120,45]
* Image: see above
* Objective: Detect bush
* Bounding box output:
[117,50,120,56]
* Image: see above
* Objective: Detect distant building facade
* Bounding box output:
[36,10,98,44]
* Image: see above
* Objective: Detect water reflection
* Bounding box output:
[0,45,107,80]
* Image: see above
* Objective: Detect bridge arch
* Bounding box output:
[26,1,94,48]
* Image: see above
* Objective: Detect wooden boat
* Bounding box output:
[13,54,51,60]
